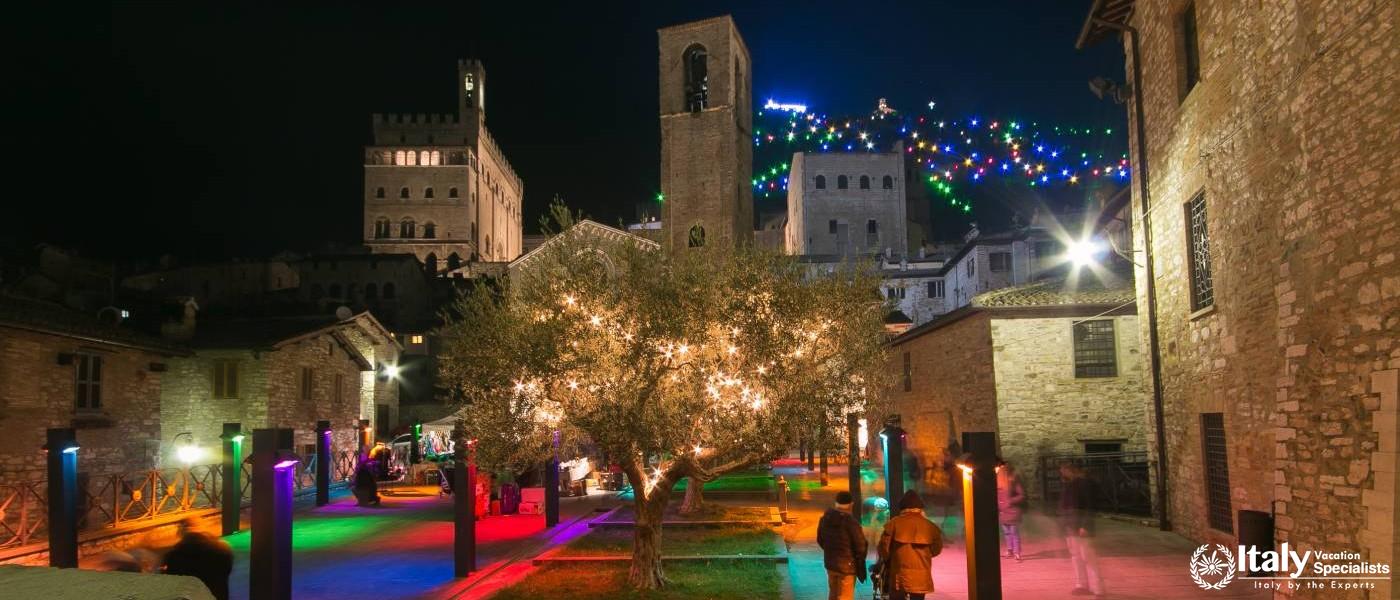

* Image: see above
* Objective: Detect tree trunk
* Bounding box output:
[678,477,705,514]
[629,492,668,589]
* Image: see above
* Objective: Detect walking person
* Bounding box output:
[877,490,943,600]
[1059,462,1104,597]
[817,491,868,600]
[996,458,1026,561]
[162,517,234,600]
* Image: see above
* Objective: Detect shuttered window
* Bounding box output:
[213,360,240,399]
[75,354,102,410]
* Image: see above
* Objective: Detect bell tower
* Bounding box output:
[458,59,486,147]
[658,16,753,251]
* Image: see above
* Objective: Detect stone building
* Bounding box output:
[158,310,400,464]
[1079,0,1399,584]
[885,272,1148,506]
[121,260,300,311]
[658,16,754,251]
[364,59,523,267]
[0,295,187,482]
[784,145,909,258]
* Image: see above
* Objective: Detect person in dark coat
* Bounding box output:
[877,490,943,600]
[816,490,868,600]
[354,459,382,506]
[1058,462,1103,597]
[162,518,234,600]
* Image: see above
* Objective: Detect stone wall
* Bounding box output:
[990,315,1150,501]
[0,327,166,482]
[1121,0,1399,586]
[786,148,907,257]
[886,311,998,490]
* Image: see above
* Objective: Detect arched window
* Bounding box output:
[430,150,441,165]
[883,175,894,189]
[400,187,409,199]
[837,175,849,189]
[447,253,461,271]
[688,224,706,248]
[423,222,436,238]
[449,187,459,198]
[419,151,430,165]
[406,151,417,166]
[310,284,324,300]
[815,175,826,189]
[425,253,438,275]
[374,217,390,239]
[365,283,378,300]
[859,175,871,189]
[394,151,406,165]
[375,187,385,198]
[683,44,709,112]
[484,235,492,258]
[383,282,397,299]
[328,283,342,298]
[424,187,434,199]
[400,218,416,238]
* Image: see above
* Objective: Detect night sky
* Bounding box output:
[13,1,1125,261]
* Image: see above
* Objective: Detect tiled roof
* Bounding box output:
[0,294,189,354]
[972,270,1135,308]
[187,315,345,349]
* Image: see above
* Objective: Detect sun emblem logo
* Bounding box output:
[1190,544,1237,590]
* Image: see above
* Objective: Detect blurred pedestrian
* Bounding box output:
[877,490,943,600]
[996,458,1026,561]
[817,490,868,600]
[355,459,382,506]
[162,517,233,600]
[1059,462,1103,597]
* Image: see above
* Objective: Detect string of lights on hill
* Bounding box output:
[749,98,1129,222]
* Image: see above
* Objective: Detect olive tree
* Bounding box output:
[438,208,888,589]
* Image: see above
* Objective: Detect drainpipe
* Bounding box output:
[1093,17,1171,532]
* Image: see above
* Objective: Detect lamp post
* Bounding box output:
[846,413,862,523]
[45,428,79,568]
[958,431,1002,600]
[545,430,560,528]
[879,415,905,508]
[454,439,477,576]
[221,423,244,535]
[251,428,297,600]
[315,420,331,507]
[173,431,203,511]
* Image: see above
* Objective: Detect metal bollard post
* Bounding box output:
[777,475,789,523]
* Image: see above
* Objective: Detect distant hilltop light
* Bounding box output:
[763,99,807,114]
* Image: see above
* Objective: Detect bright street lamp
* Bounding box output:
[1065,238,1103,268]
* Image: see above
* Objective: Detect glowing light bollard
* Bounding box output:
[879,415,906,509]
[315,420,331,507]
[356,419,371,464]
[846,413,863,523]
[221,423,245,535]
[545,430,560,528]
[453,440,477,577]
[251,428,297,600]
[958,431,1002,600]
[410,421,422,465]
[45,428,80,568]
[776,475,789,523]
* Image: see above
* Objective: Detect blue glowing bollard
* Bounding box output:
[46,428,80,568]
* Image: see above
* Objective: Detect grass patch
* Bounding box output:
[490,561,782,599]
[558,525,782,557]
[609,503,770,523]
[672,475,772,493]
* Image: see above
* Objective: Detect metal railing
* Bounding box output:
[0,450,360,551]
[1039,451,1152,517]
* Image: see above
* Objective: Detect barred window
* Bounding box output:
[1072,320,1117,378]
[75,354,102,410]
[1201,413,1233,532]
[1186,192,1214,310]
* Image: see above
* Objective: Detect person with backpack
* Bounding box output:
[817,490,868,600]
[997,458,1027,561]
